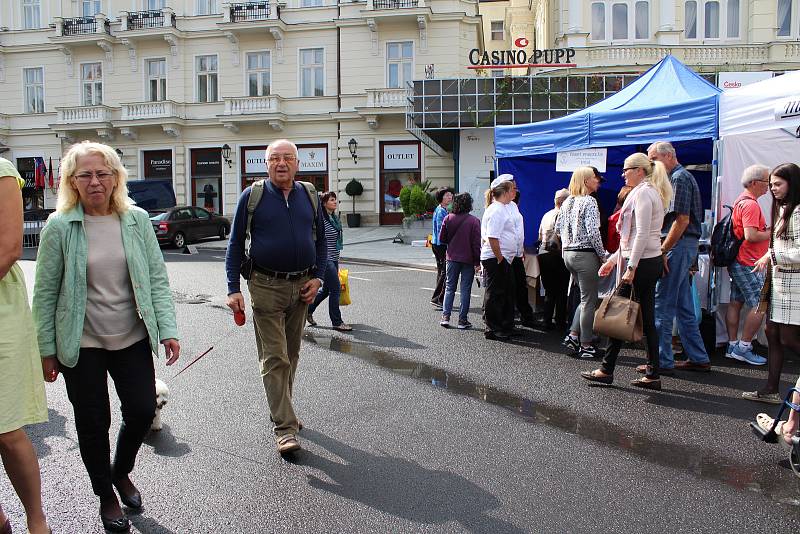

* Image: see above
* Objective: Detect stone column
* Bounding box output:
[567,0,582,33]
[656,0,681,45]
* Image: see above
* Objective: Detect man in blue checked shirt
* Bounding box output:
[430,187,453,310]
[648,141,711,374]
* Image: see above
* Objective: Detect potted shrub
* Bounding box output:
[344,178,364,228]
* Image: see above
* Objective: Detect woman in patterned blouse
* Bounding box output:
[556,166,609,359]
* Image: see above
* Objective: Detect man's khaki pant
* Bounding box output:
[248,272,310,437]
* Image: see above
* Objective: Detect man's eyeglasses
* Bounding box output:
[74,172,114,182]
[268,154,297,163]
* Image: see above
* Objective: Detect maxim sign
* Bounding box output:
[468,38,576,69]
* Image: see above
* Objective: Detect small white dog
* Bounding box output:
[151,379,170,431]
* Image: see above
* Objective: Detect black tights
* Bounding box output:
[764,321,800,393]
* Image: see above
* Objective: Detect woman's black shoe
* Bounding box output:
[113,477,142,509]
[580,370,613,385]
[100,500,130,533]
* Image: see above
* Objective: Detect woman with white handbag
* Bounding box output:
[581,153,672,390]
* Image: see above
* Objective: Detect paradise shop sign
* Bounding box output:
[468,38,576,70]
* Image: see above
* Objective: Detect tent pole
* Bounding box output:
[708,139,721,313]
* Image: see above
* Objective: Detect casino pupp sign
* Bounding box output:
[468,37,576,70]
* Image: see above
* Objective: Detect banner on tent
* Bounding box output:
[555,148,607,173]
[775,96,800,121]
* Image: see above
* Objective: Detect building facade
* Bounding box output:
[0,0,482,224]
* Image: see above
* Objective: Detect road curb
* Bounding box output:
[339,257,436,271]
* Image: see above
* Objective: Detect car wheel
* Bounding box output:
[173,232,186,248]
[219,225,229,240]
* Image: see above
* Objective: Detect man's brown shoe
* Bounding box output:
[635,364,674,376]
[674,360,711,372]
[276,434,301,454]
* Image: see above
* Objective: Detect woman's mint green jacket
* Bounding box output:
[32,204,179,368]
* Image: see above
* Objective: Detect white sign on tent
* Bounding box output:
[555,148,607,172]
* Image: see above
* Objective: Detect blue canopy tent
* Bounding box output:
[495,55,721,247]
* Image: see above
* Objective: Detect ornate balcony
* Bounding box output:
[230,2,271,21]
[121,100,180,120]
[219,95,285,132]
[119,9,176,31]
[55,105,114,124]
[61,16,110,36]
[51,13,115,50]
[371,0,423,8]
[365,88,410,108]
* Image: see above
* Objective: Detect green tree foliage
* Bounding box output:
[399,185,412,217]
[409,185,427,217]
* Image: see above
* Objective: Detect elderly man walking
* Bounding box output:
[725,165,770,366]
[226,139,326,454]
[647,142,711,373]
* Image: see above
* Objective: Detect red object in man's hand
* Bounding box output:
[234,310,246,326]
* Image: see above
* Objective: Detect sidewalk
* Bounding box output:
[195,224,437,270]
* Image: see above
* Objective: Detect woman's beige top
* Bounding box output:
[617,183,664,268]
[80,213,148,350]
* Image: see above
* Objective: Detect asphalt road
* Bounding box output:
[3,249,800,533]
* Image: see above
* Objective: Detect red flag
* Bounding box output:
[34,157,47,189]
[48,157,54,188]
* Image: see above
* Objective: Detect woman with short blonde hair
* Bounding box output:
[33,141,180,532]
[557,166,608,358]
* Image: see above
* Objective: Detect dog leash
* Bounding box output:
[173,310,247,378]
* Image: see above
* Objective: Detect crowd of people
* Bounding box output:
[429,142,800,397]
[1,135,799,532]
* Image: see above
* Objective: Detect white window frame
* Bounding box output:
[23,66,45,114]
[300,0,324,7]
[776,0,798,39]
[145,0,166,10]
[195,54,219,103]
[684,0,741,41]
[80,62,103,106]
[144,57,168,102]
[245,50,272,97]
[82,0,101,16]
[298,47,325,98]
[195,0,217,15]
[589,1,650,43]
[490,20,504,41]
[385,41,414,89]
[22,0,41,30]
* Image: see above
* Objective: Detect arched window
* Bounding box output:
[684,0,740,40]
[590,1,650,42]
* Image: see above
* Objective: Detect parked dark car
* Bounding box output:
[150,206,230,248]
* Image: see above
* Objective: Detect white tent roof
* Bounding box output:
[719,71,800,137]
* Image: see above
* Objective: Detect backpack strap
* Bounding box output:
[245,179,265,256]
[297,180,319,242]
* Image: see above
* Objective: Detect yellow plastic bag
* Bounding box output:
[338,269,351,306]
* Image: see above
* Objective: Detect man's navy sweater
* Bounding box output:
[226,180,327,294]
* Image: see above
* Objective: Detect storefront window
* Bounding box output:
[380,141,421,225]
[191,148,222,214]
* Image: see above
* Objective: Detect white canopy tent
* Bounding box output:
[718,71,800,213]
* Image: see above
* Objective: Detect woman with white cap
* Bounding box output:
[556,166,608,359]
[480,175,522,340]
[537,188,571,329]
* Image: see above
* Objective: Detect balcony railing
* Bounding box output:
[223,95,279,115]
[231,2,271,22]
[56,105,113,124]
[373,0,419,8]
[62,16,109,35]
[121,9,176,31]
[366,88,410,107]
[121,101,179,120]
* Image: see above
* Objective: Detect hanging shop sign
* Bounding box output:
[143,150,172,179]
[243,148,267,174]
[556,148,607,173]
[383,143,420,170]
[468,41,576,69]
[298,146,328,173]
[192,148,222,177]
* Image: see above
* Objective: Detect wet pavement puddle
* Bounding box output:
[304,332,800,507]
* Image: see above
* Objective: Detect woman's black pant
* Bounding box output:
[538,251,570,326]
[61,338,156,499]
[482,257,516,334]
[431,244,447,305]
[600,256,663,379]
[512,257,535,323]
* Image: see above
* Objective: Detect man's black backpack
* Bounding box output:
[710,198,748,268]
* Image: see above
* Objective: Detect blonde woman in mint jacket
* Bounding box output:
[32,141,180,533]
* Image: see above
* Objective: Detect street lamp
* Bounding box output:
[221,143,233,168]
[348,138,358,164]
